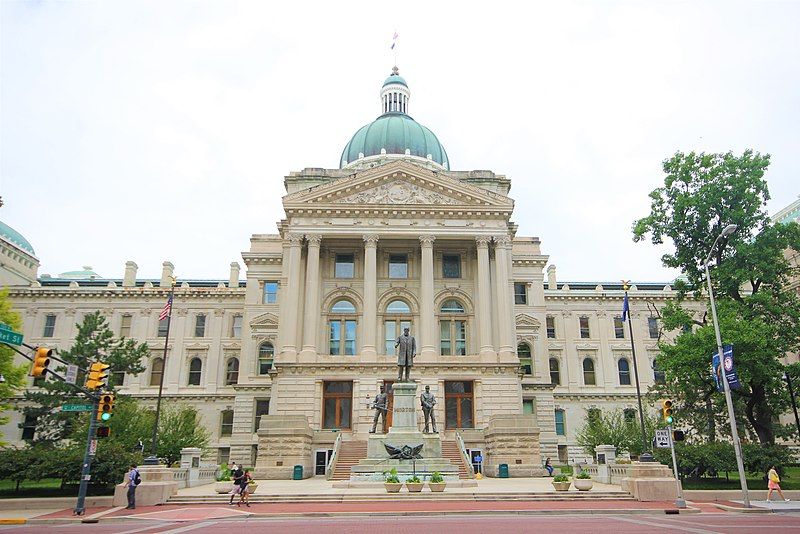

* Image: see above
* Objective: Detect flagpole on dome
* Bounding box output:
[144,276,177,466]
[391,31,398,67]
[622,280,654,462]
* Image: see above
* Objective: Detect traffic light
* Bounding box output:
[97,394,115,422]
[673,429,686,442]
[662,399,674,425]
[30,347,52,377]
[96,426,111,438]
[85,362,110,390]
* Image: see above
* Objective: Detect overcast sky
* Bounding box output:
[1,1,797,283]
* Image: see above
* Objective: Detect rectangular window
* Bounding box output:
[254,400,270,433]
[439,320,466,356]
[648,317,659,339]
[157,318,169,337]
[335,253,355,278]
[388,254,408,279]
[21,415,37,440]
[329,319,357,355]
[220,410,234,437]
[549,357,561,385]
[546,316,556,338]
[231,315,242,338]
[263,281,278,304]
[442,254,461,278]
[514,282,527,305]
[43,314,56,338]
[218,447,231,465]
[111,371,125,387]
[322,381,353,430]
[522,399,534,415]
[579,316,590,338]
[444,381,474,429]
[195,314,206,338]
[120,315,132,338]
[614,316,625,339]
[554,409,566,436]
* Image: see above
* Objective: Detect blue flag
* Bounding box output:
[622,294,630,322]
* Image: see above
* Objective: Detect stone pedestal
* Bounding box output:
[254,415,313,480]
[112,465,178,507]
[483,414,544,477]
[620,461,680,502]
[594,444,617,484]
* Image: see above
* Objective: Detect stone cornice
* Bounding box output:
[9,287,246,301]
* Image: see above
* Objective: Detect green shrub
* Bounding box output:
[216,464,231,482]
[575,471,591,479]
[383,467,400,483]
[553,474,570,483]
[652,442,793,479]
[429,471,444,483]
[407,475,421,484]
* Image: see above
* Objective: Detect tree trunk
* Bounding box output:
[744,383,775,444]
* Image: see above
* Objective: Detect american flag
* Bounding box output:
[159,295,173,321]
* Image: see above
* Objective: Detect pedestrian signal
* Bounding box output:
[96,426,111,438]
[672,429,686,442]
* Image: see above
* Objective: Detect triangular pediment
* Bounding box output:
[250,312,278,328]
[283,161,513,211]
[516,313,541,330]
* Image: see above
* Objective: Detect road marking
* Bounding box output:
[157,521,218,534]
[613,515,722,534]
[114,522,177,534]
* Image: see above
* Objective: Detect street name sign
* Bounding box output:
[62,404,94,412]
[0,325,23,346]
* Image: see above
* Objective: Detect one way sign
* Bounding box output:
[655,428,672,449]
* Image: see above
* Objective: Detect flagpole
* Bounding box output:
[144,278,175,466]
[623,281,653,462]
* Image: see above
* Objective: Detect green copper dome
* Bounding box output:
[0,221,35,255]
[341,68,449,170]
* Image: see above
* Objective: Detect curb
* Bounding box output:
[712,503,772,514]
[0,519,27,525]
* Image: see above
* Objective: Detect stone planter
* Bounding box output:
[384,482,403,493]
[573,479,593,491]
[428,482,446,492]
[215,481,234,494]
[552,481,571,492]
[406,482,424,493]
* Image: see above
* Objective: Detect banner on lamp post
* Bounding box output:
[712,344,741,392]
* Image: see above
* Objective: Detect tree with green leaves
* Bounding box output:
[576,408,659,457]
[0,289,27,444]
[634,150,800,445]
[22,311,149,443]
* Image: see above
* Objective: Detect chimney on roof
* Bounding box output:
[160,261,174,288]
[547,264,557,290]
[229,262,240,288]
[123,261,138,287]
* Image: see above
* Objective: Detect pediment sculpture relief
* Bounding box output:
[334,181,458,205]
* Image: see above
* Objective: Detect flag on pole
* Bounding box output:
[622,293,630,322]
[159,295,173,321]
[390,32,398,50]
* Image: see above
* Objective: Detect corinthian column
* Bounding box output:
[361,234,379,359]
[281,233,304,359]
[475,236,495,357]
[493,235,515,359]
[419,235,436,359]
[300,234,322,359]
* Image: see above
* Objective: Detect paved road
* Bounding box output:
[4,513,800,534]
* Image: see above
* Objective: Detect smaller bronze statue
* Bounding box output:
[369,385,388,434]
[395,327,416,382]
[420,385,438,433]
[384,443,423,460]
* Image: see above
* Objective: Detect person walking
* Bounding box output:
[237,469,252,507]
[229,464,244,505]
[767,465,790,502]
[544,457,554,477]
[124,463,141,509]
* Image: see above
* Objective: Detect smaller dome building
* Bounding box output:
[0,220,39,286]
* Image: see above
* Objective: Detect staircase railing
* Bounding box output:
[325,432,344,480]
[455,431,475,478]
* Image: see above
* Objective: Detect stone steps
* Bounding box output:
[440,440,472,479]
[330,441,368,480]
[168,491,635,504]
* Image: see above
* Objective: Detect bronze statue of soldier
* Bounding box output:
[395,327,416,382]
[369,385,388,434]
[420,384,438,433]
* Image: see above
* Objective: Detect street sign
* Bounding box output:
[62,404,94,412]
[655,428,672,449]
[65,365,78,385]
[89,440,97,456]
[0,325,23,346]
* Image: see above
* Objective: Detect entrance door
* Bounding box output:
[445,381,474,429]
[315,449,333,475]
[470,449,483,474]
[383,380,395,432]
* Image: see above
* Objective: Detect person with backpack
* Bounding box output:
[124,463,141,509]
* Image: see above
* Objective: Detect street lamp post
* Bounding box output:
[704,223,750,508]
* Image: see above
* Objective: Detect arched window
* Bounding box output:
[583,358,596,386]
[225,357,239,385]
[385,299,412,355]
[549,358,561,385]
[439,300,466,355]
[517,343,532,375]
[258,342,274,375]
[150,357,164,387]
[624,408,637,423]
[653,358,666,384]
[618,358,631,385]
[330,299,357,355]
[188,358,202,386]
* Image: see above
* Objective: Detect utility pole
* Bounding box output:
[74,397,99,516]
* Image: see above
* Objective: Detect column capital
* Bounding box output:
[362,234,379,248]
[493,235,512,248]
[286,233,304,246]
[419,235,436,247]
[475,235,492,248]
[305,234,322,247]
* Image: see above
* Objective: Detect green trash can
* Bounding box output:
[293,465,303,480]
[499,463,509,478]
